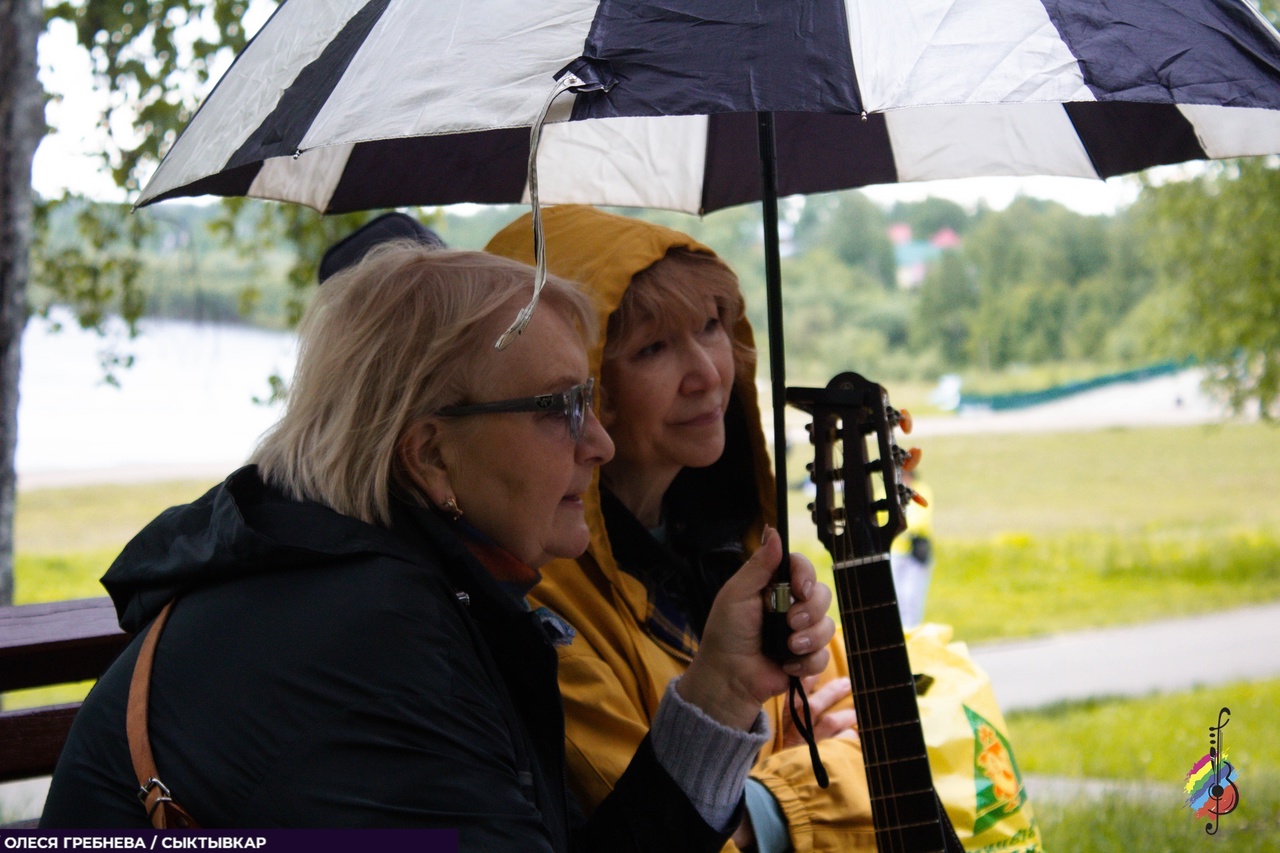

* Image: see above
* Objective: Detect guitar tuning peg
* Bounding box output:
[805,462,814,472]
[902,485,928,508]
[902,446,922,473]
[898,407,914,435]
[806,502,815,513]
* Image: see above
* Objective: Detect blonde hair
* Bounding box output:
[603,248,753,380]
[250,242,595,526]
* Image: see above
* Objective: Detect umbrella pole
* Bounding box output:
[757,111,790,556]
[757,112,796,650]
[757,113,830,788]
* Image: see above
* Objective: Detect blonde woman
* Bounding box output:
[42,244,834,848]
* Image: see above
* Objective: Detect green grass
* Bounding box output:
[1012,679,1280,852]
[12,549,123,604]
[1008,678,1280,782]
[782,421,1280,641]
[800,527,1280,642]
[16,478,221,557]
[923,529,1280,641]
[916,422,1280,540]
[1034,782,1280,853]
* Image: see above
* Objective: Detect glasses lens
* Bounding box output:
[569,379,594,443]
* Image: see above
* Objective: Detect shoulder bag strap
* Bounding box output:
[127,599,200,829]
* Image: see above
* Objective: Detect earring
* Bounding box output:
[441,496,463,521]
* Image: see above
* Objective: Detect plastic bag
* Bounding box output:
[907,623,1044,853]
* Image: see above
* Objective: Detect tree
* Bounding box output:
[946,197,1136,370]
[0,0,44,605]
[913,251,976,367]
[1,0,276,604]
[793,191,896,289]
[889,196,970,239]
[1135,158,1280,417]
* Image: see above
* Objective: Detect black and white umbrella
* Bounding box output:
[138,0,1280,215]
[137,0,1280,547]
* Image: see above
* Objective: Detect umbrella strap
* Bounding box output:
[787,675,830,789]
[495,72,585,350]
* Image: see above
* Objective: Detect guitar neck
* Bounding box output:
[788,372,950,853]
[834,543,946,852]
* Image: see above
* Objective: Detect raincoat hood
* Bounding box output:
[486,205,775,627]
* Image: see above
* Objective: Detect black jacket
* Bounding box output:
[41,467,727,851]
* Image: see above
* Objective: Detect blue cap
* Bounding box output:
[318,212,446,283]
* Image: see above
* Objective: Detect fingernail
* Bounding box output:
[791,634,812,653]
[784,661,803,675]
[762,525,774,546]
[802,578,814,598]
[791,610,811,629]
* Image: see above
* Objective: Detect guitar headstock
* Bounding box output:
[787,372,922,560]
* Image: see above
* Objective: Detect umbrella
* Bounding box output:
[136,0,1280,552]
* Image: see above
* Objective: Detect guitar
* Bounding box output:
[787,372,962,853]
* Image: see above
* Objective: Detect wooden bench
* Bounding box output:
[0,597,129,823]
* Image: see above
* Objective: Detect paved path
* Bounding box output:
[968,601,1280,712]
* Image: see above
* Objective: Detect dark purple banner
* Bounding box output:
[0,830,457,853]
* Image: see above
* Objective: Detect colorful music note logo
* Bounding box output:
[1184,707,1240,835]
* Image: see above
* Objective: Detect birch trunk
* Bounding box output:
[0,0,43,606]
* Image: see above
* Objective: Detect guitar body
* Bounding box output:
[788,372,962,853]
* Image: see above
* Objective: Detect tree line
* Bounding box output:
[30,179,1279,417]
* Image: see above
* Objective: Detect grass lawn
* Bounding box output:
[1034,785,1280,853]
[915,421,1280,541]
[783,421,1280,641]
[1011,678,1280,851]
[15,478,222,559]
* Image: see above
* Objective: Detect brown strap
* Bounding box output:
[127,599,199,829]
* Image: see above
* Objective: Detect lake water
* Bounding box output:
[17,313,296,486]
[14,310,1238,489]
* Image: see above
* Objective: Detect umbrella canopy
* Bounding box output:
[136,0,1280,550]
[138,0,1280,215]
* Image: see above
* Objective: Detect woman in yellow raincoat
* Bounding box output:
[488,206,875,853]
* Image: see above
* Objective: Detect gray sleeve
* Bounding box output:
[648,677,771,832]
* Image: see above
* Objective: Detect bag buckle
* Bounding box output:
[137,776,173,812]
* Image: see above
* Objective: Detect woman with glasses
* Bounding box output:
[488,207,877,853]
[41,242,836,847]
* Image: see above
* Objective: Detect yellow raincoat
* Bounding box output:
[487,206,876,853]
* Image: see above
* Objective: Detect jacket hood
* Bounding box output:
[486,205,776,626]
[101,466,429,632]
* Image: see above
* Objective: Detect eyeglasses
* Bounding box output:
[438,378,595,443]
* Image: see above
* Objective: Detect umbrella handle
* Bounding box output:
[495,73,586,350]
